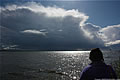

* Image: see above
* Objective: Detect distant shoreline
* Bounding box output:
[0,50,89,52]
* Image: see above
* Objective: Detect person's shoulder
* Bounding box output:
[106,64,114,70]
[82,64,92,72]
[107,64,112,67]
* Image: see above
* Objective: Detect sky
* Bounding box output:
[1,0,120,27]
[0,0,120,50]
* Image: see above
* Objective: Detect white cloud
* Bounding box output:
[105,40,120,46]
[21,30,47,36]
[0,2,88,26]
[99,24,120,45]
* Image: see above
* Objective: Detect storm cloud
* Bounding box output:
[0,2,119,50]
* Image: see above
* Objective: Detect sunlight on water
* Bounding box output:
[52,51,90,54]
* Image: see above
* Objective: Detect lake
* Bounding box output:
[0,51,120,80]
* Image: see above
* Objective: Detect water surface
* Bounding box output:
[0,51,120,80]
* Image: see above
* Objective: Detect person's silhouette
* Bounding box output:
[80,48,117,80]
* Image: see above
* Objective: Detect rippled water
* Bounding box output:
[0,51,120,80]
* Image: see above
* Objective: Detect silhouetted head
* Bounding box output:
[89,48,104,62]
